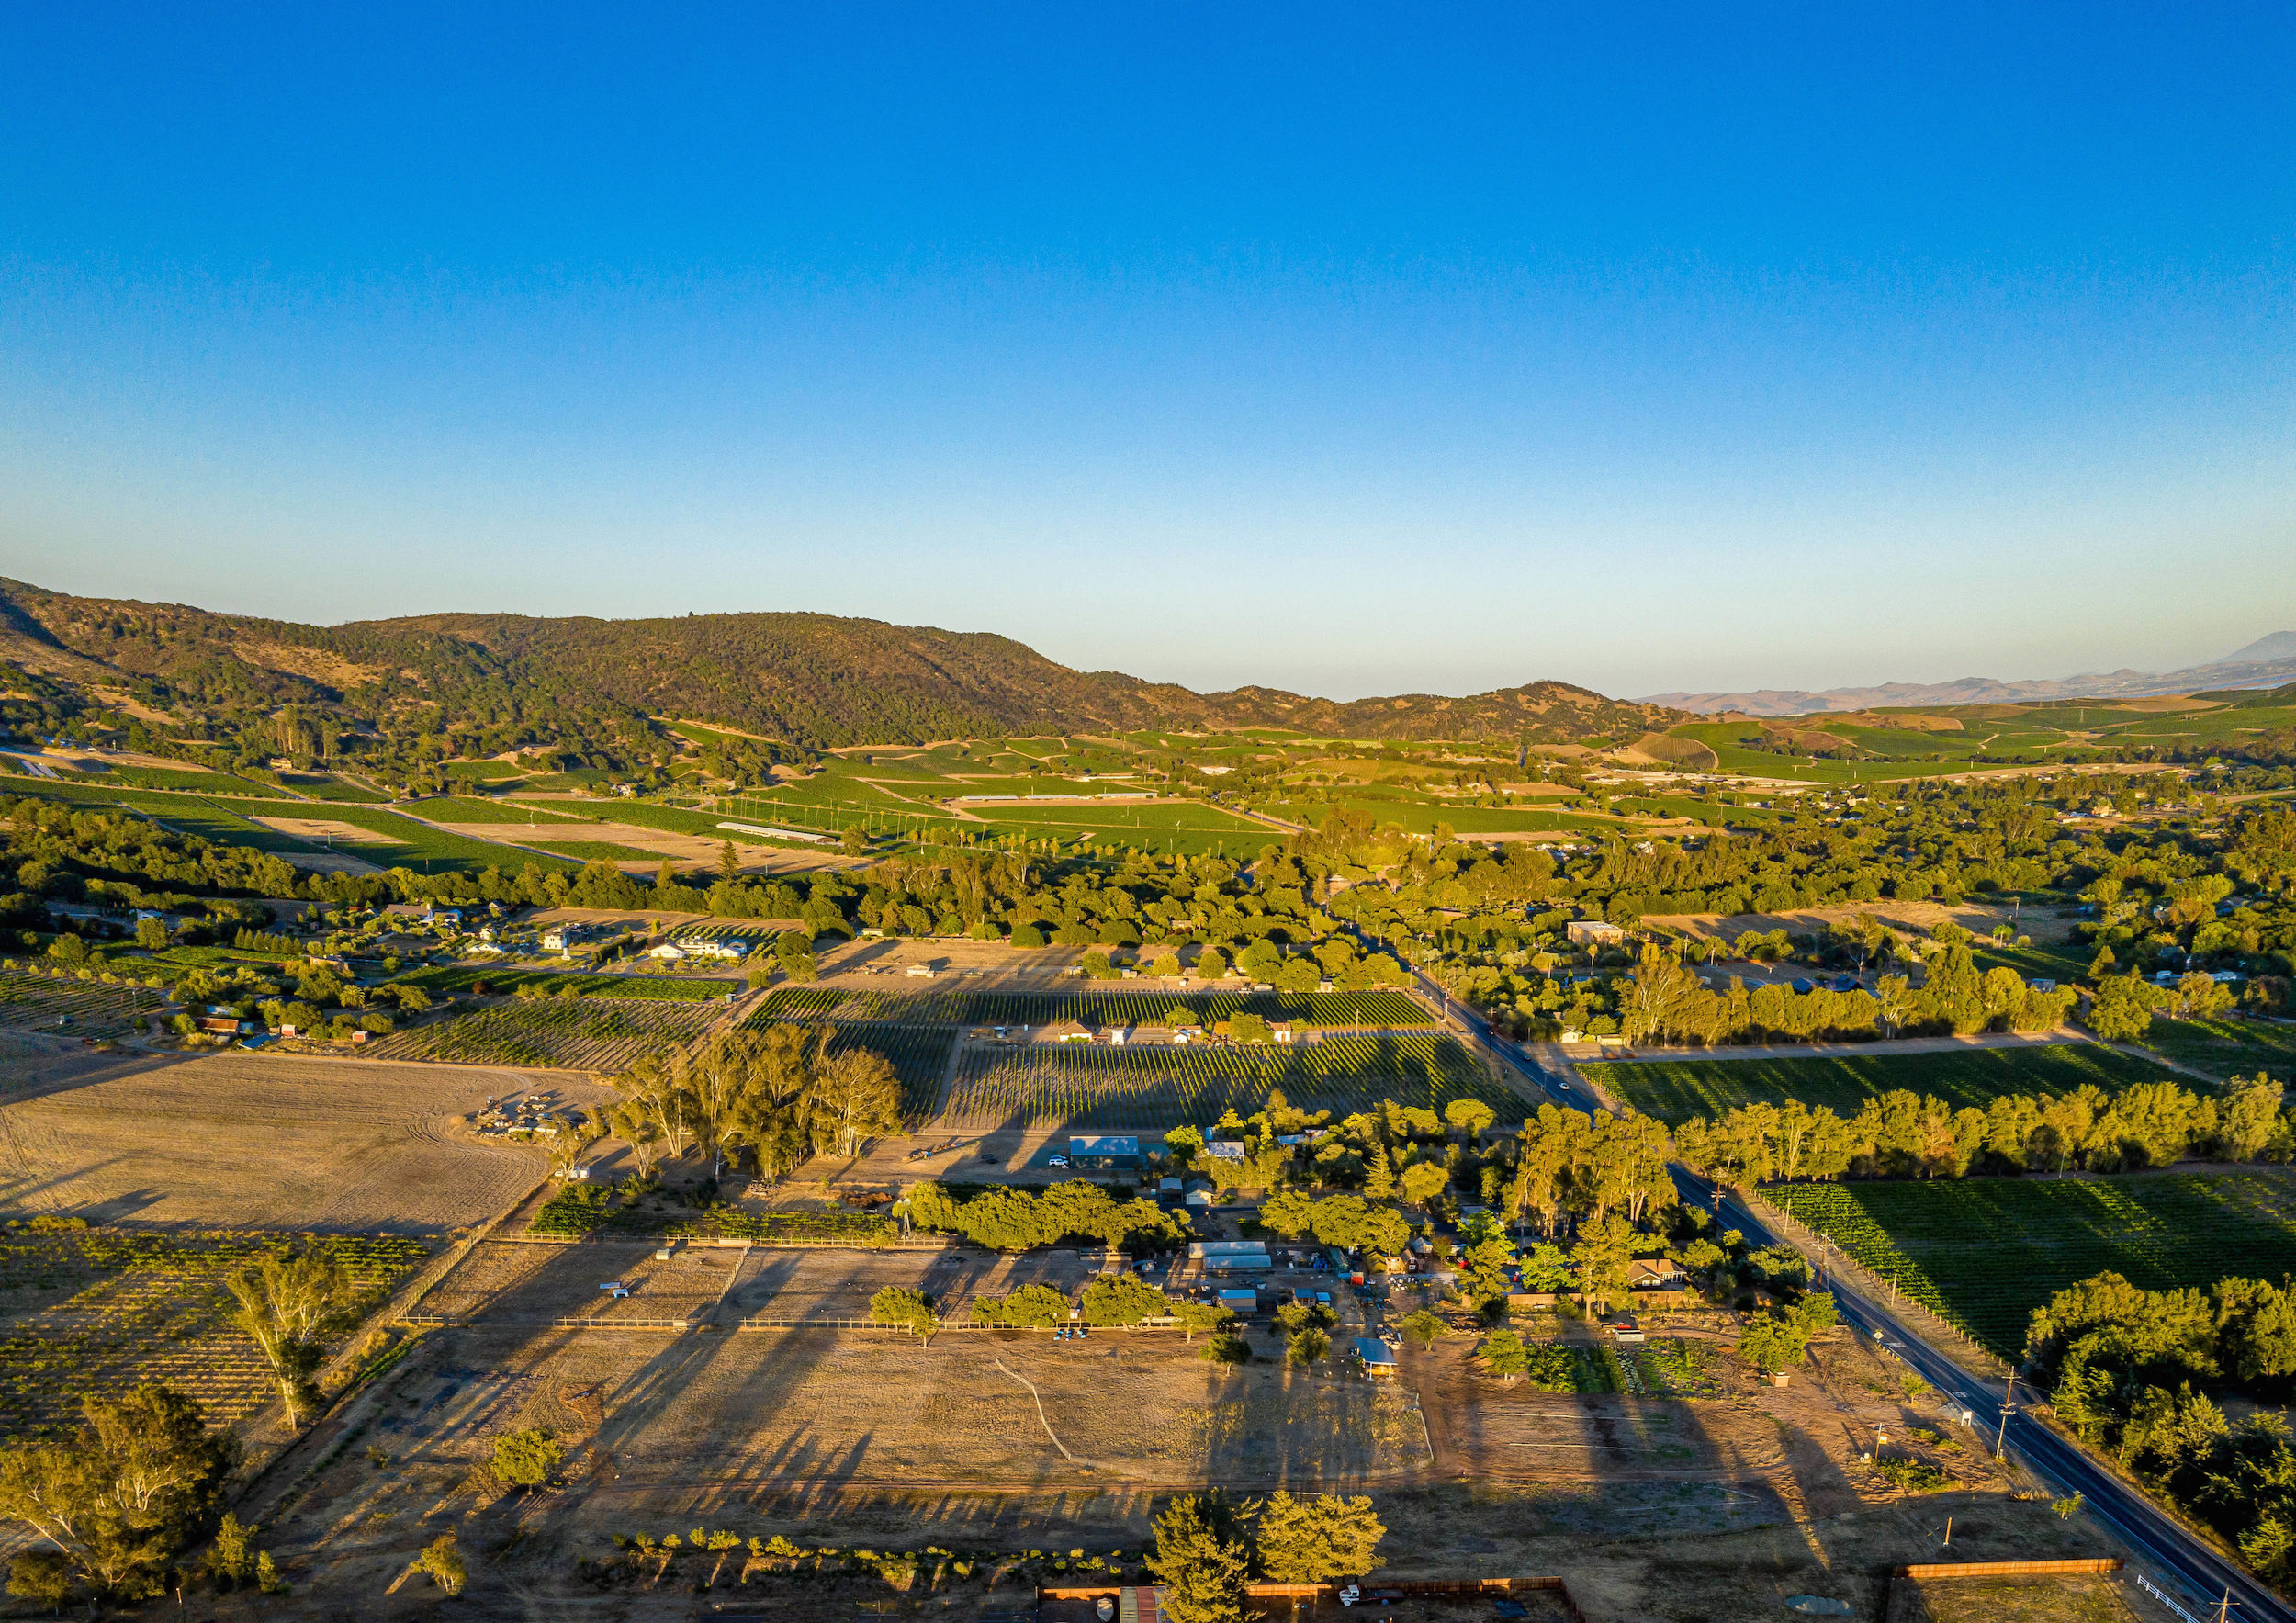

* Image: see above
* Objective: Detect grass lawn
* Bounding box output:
[1583,1043,2182,1124]
[1766,1170,2296,1357]
[1969,938,2091,981]
[2135,1017,2296,1083]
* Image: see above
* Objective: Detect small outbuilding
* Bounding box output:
[1353,1337,1398,1379]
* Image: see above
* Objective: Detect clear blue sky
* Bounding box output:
[3,3,2291,700]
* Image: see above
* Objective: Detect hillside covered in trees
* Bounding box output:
[0,578,1675,761]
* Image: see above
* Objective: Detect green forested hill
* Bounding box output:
[0,578,1675,765]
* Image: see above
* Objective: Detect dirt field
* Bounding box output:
[0,1050,607,1231]
[1886,1572,2142,1621]
[1638,898,2062,945]
[818,934,1094,986]
[195,1227,2151,1623]
[432,820,782,872]
[250,816,400,845]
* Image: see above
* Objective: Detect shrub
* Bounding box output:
[869,1286,939,1336]
[1080,1274,1171,1326]
[417,1533,467,1595]
[971,1285,1071,1328]
[490,1427,564,1489]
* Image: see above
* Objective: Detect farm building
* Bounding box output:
[1068,1135,1142,1173]
[1353,1337,1397,1379]
[1202,1140,1246,1164]
[1565,919,1627,947]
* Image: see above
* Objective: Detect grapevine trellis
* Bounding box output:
[0,972,161,1040]
[936,1031,1524,1130]
[1767,1172,2296,1358]
[364,996,720,1070]
[748,987,1429,1030]
[0,1226,433,1437]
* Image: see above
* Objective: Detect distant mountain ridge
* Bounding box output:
[0,579,1678,747]
[1640,637,2296,717]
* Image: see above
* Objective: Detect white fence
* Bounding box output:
[2134,1572,2206,1623]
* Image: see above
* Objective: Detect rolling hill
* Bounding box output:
[0,578,1675,752]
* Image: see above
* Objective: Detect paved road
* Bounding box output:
[1398,960,1590,1114]
[1384,938,2289,1617]
[1678,1167,2293,1623]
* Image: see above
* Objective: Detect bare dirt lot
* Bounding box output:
[817,934,1094,987]
[249,816,400,846]
[0,1051,608,1231]
[1639,898,2048,944]
[1886,1572,2143,1621]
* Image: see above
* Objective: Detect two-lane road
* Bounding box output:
[1679,1168,2293,1623]
[1379,934,2287,1617]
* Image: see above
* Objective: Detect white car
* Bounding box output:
[599,1282,631,1299]
[1047,1155,1070,1168]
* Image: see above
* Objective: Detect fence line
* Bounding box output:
[1898,1559,2122,1579]
[2135,1572,2207,1623]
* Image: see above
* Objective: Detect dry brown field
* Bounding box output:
[1641,896,2079,948]
[1885,1572,2142,1622]
[0,1049,605,1231]
[817,934,1091,986]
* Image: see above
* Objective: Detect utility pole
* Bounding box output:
[1995,1370,2018,1461]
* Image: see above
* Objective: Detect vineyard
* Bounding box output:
[364,996,720,1070]
[1584,1043,2178,1125]
[0,972,161,1040]
[393,965,737,1002]
[937,1031,1522,1129]
[0,1224,433,1437]
[748,986,1430,1029]
[1766,1171,2296,1358]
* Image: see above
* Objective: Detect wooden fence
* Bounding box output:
[1896,1558,2122,1579]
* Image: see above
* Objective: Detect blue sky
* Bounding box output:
[2,3,2291,700]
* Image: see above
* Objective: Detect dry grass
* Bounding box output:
[1886,1573,2141,1621]
[0,1051,608,1232]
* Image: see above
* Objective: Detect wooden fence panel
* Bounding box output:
[1897,1559,2123,1579]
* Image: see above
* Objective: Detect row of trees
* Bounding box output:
[1148,1491,1386,1622]
[1615,942,2077,1048]
[1675,1075,2291,1183]
[607,1024,904,1178]
[906,1179,1187,1251]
